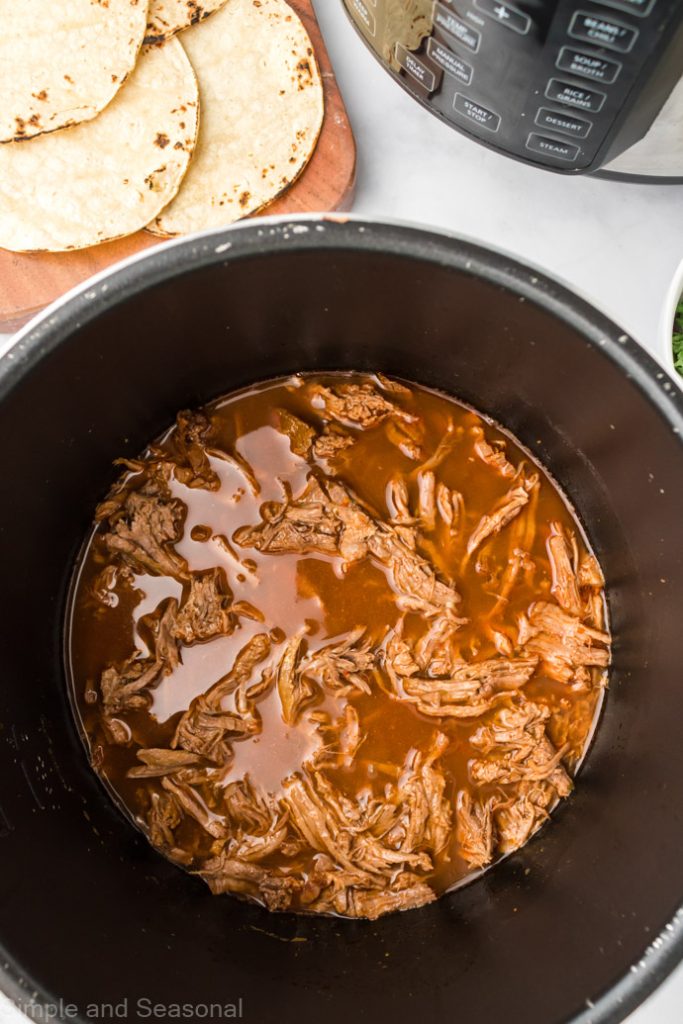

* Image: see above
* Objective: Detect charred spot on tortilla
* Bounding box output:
[0,0,148,143]
[144,0,229,43]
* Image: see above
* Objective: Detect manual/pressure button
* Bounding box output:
[569,11,639,52]
[546,78,606,113]
[473,0,531,34]
[426,38,473,85]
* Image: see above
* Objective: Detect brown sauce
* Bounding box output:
[68,373,611,919]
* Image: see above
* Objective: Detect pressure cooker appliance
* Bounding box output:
[343,0,683,180]
[1,217,683,1024]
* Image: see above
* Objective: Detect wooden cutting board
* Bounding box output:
[0,0,356,332]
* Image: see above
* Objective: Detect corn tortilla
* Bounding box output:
[150,0,324,236]
[145,0,230,43]
[0,0,148,144]
[0,40,199,252]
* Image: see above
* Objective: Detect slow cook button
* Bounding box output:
[453,93,501,132]
[433,3,481,52]
[473,0,531,34]
[526,133,580,161]
[556,46,621,84]
[535,107,592,139]
[427,37,473,85]
[568,11,639,52]
[395,43,441,93]
[545,78,606,112]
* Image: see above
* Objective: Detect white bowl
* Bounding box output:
[660,257,683,386]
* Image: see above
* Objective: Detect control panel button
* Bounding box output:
[593,0,656,14]
[349,0,376,35]
[568,11,639,53]
[426,37,473,85]
[453,93,501,132]
[395,44,441,93]
[526,133,580,162]
[535,107,592,139]
[433,3,481,52]
[473,0,530,34]
[546,78,606,113]
[556,46,621,84]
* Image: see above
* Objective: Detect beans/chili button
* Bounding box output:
[568,11,639,52]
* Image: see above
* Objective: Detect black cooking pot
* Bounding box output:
[1,218,682,1024]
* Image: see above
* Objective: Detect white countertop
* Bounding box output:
[1,1,682,1020]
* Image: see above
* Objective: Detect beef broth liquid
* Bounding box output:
[68,374,610,919]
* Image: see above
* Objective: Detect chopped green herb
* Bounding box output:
[674,300,683,377]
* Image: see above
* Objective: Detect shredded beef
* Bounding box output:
[75,375,611,921]
[400,656,540,719]
[473,429,517,478]
[274,409,316,458]
[469,698,572,794]
[173,568,235,645]
[518,601,610,683]
[304,628,376,696]
[547,522,582,616]
[99,476,187,579]
[172,634,271,762]
[310,382,414,430]
[466,474,538,559]
[166,410,221,490]
[457,791,496,869]
[276,635,317,726]
[313,427,355,460]
[311,704,363,770]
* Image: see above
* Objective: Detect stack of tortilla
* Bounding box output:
[0,0,324,252]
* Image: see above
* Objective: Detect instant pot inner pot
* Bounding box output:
[1,238,682,1024]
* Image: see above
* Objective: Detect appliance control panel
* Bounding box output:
[343,0,683,173]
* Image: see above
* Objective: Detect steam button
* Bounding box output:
[473,0,531,34]
[568,11,639,52]
[526,134,580,162]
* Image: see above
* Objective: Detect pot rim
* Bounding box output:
[1,213,682,1024]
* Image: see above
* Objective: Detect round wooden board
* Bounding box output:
[0,0,356,332]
